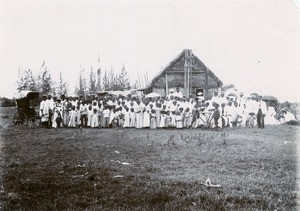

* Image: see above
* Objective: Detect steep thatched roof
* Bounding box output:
[148,49,222,88]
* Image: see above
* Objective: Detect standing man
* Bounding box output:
[237,92,247,127]
[257,96,267,129]
[40,95,50,128]
[167,89,174,100]
[46,94,54,128]
[174,87,183,99]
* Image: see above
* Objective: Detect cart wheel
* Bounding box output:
[12,111,28,128]
[28,117,41,128]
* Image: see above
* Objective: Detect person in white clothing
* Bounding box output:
[173,87,183,99]
[123,107,130,128]
[143,104,150,128]
[91,108,99,128]
[40,95,50,127]
[46,94,54,128]
[265,106,279,125]
[167,89,175,100]
[68,105,77,128]
[245,96,258,127]
[52,98,63,128]
[282,109,296,123]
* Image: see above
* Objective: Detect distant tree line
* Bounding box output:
[15,62,138,97]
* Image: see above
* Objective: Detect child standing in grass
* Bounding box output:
[248,112,256,128]
[165,111,171,128]
[118,107,124,127]
[212,103,220,129]
[91,108,99,128]
[129,108,136,128]
[170,111,176,127]
[175,110,183,129]
[87,105,93,127]
[76,104,81,127]
[182,107,189,128]
[150,109,157,129]
[103,107,110,128]
[80,101,88,128]
[123,107,130,128]
[110,108,118,128]
[159,105,167,128]
[97,103,103,128]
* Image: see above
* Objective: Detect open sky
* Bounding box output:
[0,0,299,102]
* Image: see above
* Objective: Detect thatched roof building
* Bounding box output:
[145,49,223,99]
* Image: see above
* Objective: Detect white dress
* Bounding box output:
[175,115,183,128]
[87,109,93,127]
[68,110,77,128]
[143,107,150,128]
[52,104,63,128]
[123,111,130,128]
[129,112,136,127]
[91,113,99,128]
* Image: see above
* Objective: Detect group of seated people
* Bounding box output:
[38,89,295,129]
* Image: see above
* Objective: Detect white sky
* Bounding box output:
[0,0,299,102]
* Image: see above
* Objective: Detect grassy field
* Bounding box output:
[0,107,299,210]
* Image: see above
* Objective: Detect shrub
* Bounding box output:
[0,97,16,107]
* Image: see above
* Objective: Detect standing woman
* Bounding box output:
[154,102,162,128]
[135,99,143,129]
[123,107,130,128]
[68,105,77,128]
[129,108,135,128]
[62,97,70,127]
[52,98,63,128]
[159,104,167,128]
[143,103,150,128]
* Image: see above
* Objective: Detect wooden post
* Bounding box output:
[165,72,168,97]
[184,66,187,97]
[187,66,190,97]
[184,50,188,97]
[205,67,209,100]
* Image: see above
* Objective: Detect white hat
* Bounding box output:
[169,89,174,93]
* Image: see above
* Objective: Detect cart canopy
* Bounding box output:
[15,91,40,100]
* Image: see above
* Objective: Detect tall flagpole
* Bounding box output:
[97,54,101,91]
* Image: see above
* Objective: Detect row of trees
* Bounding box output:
[16,63,138,97]
[16,66,68,96]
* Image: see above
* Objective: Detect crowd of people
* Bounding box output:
[39,88,296,129]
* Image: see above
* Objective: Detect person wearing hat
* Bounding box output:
[210,91,218,104]
[237,92,247,107]
[40,95,50,128]
[217,91,228,105]
[245,95,258,127]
